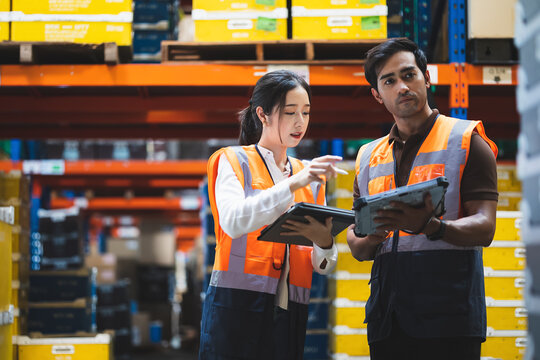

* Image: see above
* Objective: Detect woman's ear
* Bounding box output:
[256,106,267,126]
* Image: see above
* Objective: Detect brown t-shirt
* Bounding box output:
[352,109,499,204]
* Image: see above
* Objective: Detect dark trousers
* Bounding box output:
[272,304,307,360]
[369,318,482,360]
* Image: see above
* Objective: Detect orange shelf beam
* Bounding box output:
[0,160,207,176]
[0,64,456,87]
[40,177,203,189]
[51,197,202,211]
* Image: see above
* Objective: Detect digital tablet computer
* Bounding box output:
[257,202,355,246]
[353,176,449,237]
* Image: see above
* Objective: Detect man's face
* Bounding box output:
[371,51,430,118]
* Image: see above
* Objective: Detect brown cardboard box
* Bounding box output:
[85,253,117,284]
[107,238,140,259]
[139,222,175,266]
[468,0,517,38]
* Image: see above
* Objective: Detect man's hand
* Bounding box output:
[346,224,389,261]
[373,193,434,234]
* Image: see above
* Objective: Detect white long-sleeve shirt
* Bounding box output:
[214,145,337,309]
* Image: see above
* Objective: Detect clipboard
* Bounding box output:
[353,176,449,237]
[257,202,355,246]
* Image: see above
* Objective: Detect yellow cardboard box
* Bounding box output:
[483,241,525,271]
[0,0,9,12]
[484,268,525,301]
[192,9,288,41]
[193,0,287,11]
[11,21,132,45]
[481,330,527,360]
[292,6,387,40]
[330,326,369,356]
[330,298,367,329]
[497,191,522,211]
[494,211,521,241]
[497,163,521,192]
[293,0,386,9]
[16,334,112,360]
[12,0,132,15]
[486,298,527,331]
[0,221,12,360]
[328,271,371,302]
[0,22,8,41]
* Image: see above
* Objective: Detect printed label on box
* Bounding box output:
[328,16,353,27]
[256,17,277,32]
[227,19,253,30]
[361,16,381,30]
[483,66,512,85]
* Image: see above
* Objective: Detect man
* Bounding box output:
[347,38,498,360]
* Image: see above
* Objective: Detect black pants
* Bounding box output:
[369,318,482,360]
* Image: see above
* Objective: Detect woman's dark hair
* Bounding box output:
[238,70,311,145]
[364,38,428,91]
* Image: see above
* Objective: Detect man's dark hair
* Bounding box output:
[364,38,428,91]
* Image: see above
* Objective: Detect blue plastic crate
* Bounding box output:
[133,30,171,55]
[133,1,179,30]
[307,300,329,330]
[310,272,328,299]
[304,331,328,360]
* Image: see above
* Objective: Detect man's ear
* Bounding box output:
[255,106,267,125]
[424,70,431,88]
[371,88,383,104]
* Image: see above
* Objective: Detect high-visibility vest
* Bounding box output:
[207,145,325,305]
[355,114,498,252]
[355,114,498,342]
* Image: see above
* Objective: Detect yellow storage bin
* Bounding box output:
[330,298,367,329]
[497,164,521,192]
[336,244,373,273]
[481,330,527,360]
[12,253,30,284]
[0,219,13,360]
[1,171,30,204]
[484,268,525,301]
[12,0,132,15]
[498,192,522,211]
[0,0,9,12]
[486,298,527,331]
[192,9,288,41]
[16,334,112,360]
[193,0,287,11]
[329,271,371,302]
[292,6,387,40]
[494,211,522,241]
[293,0,385,9]
[483,241,525,271]
[11,21,132,45]
[0,22,8,41]
[11,227,30,256]
[330,326,369,357]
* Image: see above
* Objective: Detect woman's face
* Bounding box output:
[262,86,311,149]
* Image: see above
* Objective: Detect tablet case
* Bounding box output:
[257,202,355,246]
[353,176,449,237]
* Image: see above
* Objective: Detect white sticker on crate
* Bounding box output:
[327,16,353,27]
[483,66,512,85]
[227,19,253,30]
[52,345,75,355]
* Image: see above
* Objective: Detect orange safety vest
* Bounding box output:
[207,145,326,305]
[355,114,498,253]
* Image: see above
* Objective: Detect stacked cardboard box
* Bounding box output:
[291,0,387,40]
[0,0,9,40]
[192,0,288,41]
[497,163,522,211]
[10,0,133,45]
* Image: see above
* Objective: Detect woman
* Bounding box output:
[200,70,341,359]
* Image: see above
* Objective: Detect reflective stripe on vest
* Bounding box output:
[208,145,321,304]
[356,115,497,255]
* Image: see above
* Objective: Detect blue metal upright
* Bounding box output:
[448,0,467,119]
[416,0,431,53]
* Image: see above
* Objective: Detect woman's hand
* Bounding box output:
[281,216,333,249]
[288,155,344,193]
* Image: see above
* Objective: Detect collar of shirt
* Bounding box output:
[388,109,440,146]
[257,145,291,180]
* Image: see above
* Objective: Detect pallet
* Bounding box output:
[161,39,386,64]
[0,41,133,65]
